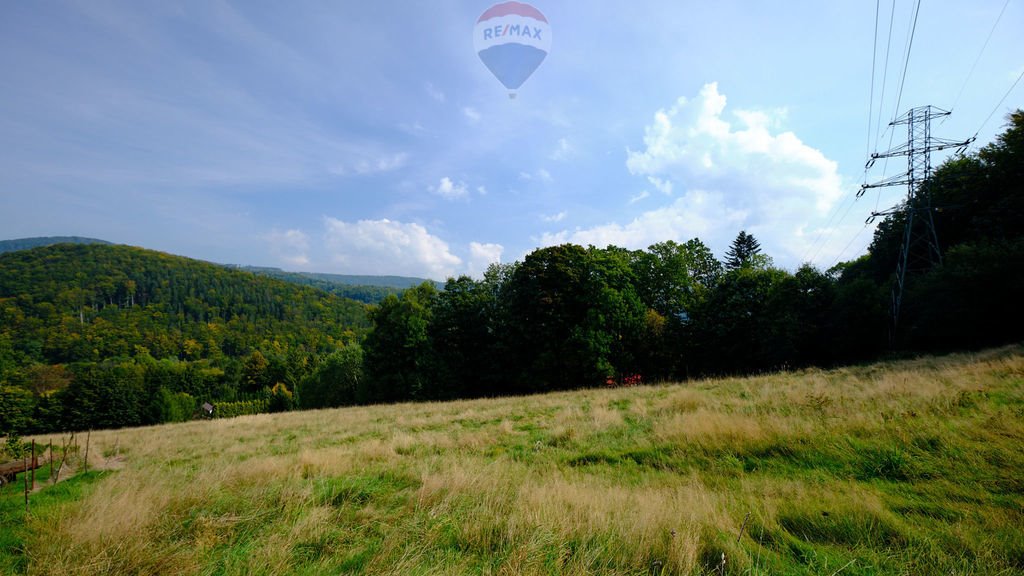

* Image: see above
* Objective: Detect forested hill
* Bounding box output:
[0,243,370,366]
[0,238,433,304]
[0,236,111,254]
[236,267,441,304]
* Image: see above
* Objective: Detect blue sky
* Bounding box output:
[2,1,1021,280]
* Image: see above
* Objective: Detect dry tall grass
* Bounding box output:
[13,345,1024,575]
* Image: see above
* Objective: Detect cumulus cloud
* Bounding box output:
[581,82,850,264]
[266,228,310,267]
[466,242,504,278]
[430,176,469,200]
[323,217,462,280]
[463,107,481,122]
[541,211,567,223]
[539,190,747,250]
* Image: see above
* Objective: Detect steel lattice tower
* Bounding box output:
[858,105,973,341]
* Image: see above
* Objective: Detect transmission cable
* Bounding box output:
[973,68,1024,140]
[866,0,881,165]
[872,0,922,215]
[947,0,1011,115]
[808,193,864,267]
[873,0,898,147]
[803,0,883,267]
[889,0,921,126]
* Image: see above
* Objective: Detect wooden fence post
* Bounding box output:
[84,430,91,473]
[24,454,29,514]
[30,440,35,490]
[48,441,53,482]
[54,435,70,484]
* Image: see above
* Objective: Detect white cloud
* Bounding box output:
[477,185,488,196]
[618,82,849,265]
[266,228,310,268]
[466,242,504,278]
[518,168,552,183]
[353,152,408,175]
[463,107,481,122]
[399,121,425,134]
[426,82,445,103]
[549,137,573,161]
[648,176,673,195]
[430,176,469,200]
[323,217,462,280]
[539,190,746,250]
[628,190,650,204]
[541,211,567,223]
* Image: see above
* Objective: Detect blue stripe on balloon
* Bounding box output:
[477,44,547,90]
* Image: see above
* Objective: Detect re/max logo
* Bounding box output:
[482,24,543,41]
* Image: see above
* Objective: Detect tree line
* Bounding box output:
[1,111,1021,431]
[340,111,1024,406]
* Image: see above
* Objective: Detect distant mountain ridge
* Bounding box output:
[234,267,441,304]
[0,236,111,254]
[235,266,440,289]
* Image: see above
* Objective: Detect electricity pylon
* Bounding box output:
[858,105,973,342]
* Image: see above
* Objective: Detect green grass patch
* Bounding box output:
[0,471,108,574]
[315,471,420,509]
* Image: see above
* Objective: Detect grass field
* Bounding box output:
[2,346,1023,575]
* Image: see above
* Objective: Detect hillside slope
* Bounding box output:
[1,238,437,304]
[0,243,369,365]
[3,346,1022,575]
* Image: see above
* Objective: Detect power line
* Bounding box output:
[973,67,1024,139]
[874,0,898,147]
[807,193,861,266]
[866,0,881,164]
[829,222,872,269]
[890,0,921,126]
[808,0,896,268]
[946,0,1011,114]
[804,0,884,267]
[872,0,921,207]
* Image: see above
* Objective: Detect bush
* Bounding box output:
[1,434,30,460]
[268,383,294,413]
[0,386,34,435]
[212,399,269,419]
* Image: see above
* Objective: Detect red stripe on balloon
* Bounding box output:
[477,1,548,24]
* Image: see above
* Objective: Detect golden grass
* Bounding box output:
[10,345,1024,575]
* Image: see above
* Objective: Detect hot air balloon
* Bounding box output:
[473,2,551,98]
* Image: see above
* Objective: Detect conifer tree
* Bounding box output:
[725,231,762,270]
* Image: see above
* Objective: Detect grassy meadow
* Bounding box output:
[2,346,1024,575]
